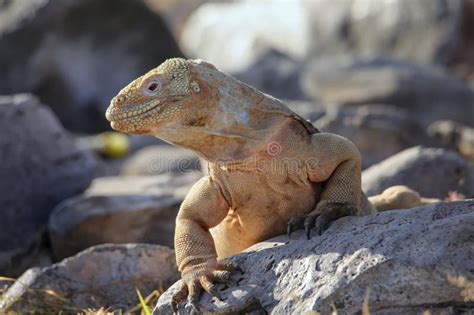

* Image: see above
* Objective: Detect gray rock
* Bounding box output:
[302,57,474,127]
[285,100,326,123]
[180,0,463,73]
[49,172,202,260]
[0,0,182,133]
[180,1,310,72]
[144,0,210,38]
[362,146,474,198]
[155,201,474,314]
[0,94,97,276]
[316,104,432,168]
[303,0,464,65]
[233,50,309,101]
[428,120,474,162]
[121,145,201,176]
[0,244,178,313]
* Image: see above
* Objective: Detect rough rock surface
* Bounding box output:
[155,201,474,314]
[121,145,200,176]
[302,57,474,127]
[316,104,431,168]
[49,172,202,260]
[0,94,97,276]
[0,0,182,132]
[362,146,474,198]
[0,244,178,313]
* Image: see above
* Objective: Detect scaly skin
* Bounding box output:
[106,58,425,312]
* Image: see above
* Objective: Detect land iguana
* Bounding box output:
[106,58,429,312]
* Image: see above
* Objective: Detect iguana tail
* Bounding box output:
[368,185,440,212]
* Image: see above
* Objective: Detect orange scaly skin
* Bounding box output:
[106,58,425,313]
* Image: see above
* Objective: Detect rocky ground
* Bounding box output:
[0,0,473,314]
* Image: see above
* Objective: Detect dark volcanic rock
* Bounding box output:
[233,50,308,101]
[0,94,97,276]
[362,146,474,198]
[48,172,202,260]
[303,57,474,127]
[316,104,433,168]
[0,0,183,132]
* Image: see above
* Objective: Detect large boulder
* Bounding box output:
[0,94,97,276]
[0,244,178,313]
[0,0,182,133]
[155,201,474,314]
[302,57,474,127]
[316,104,432,168]
[48,172,202,260]
[362,146,474,198]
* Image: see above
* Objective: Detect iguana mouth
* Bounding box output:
[105,99,162,122]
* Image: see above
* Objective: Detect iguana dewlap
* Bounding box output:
[105,58,426,312]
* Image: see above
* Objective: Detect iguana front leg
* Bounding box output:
[288,133,364,239]
[172,176,237,313]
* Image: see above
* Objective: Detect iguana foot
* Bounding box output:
[287,203,354,240]
[171,258,242,313]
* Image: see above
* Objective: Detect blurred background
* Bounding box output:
[0,0,474,312]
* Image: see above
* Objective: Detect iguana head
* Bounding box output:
[106,58,210,135]
[106,58,316,160]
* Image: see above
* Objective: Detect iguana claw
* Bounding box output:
[170,258,242,313]
[287,203,355,240]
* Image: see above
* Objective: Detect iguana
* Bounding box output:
[105,58,429,312]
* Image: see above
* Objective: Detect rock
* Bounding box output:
[180,1,310,72]
[302,57,474,127]
[180,0,463,73]
[233,50,309,101]
[0,0,182,133]
[48,172,202,260]
[428,120,474,162]
[0,244,178,313]
[144,0,209,38]
[303,0,464,65]
[0,94,97,276]
[155,201,474,314]
[316,104,432,168]
[121,144,200,176]
[448,0,474,84]
[284,100,326,125]
[362,146,474,198]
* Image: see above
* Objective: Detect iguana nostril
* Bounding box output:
[115,95,126,105]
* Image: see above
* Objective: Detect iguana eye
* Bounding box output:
[191,80,200,93]
[143,79,161,96]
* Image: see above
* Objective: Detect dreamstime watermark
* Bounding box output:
[146,155,202,174]
[145,141,322,176]
[266,141,282,156]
